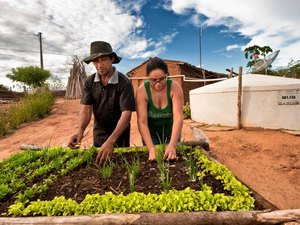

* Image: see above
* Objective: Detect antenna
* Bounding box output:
[250,50,280,74]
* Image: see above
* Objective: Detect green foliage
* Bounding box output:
[0,84,9,91]
[183,102,191,119]
[0,115,7,136]
[244,45,273,68]
[0,147,96,203]
[183,151,197,182]
[98,159,114,180]
[0,90,55,135]
[2,145,255,216]
[276,59,300,79]
[122,154,140,192]
[155,146,172,192]
[193,148,255,210]
[6,66,51,89]
[251,59,300,79]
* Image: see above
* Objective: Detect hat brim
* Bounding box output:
[83,52,121,64]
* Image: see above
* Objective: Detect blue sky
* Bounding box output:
[0,0,299,89]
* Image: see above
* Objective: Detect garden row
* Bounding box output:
[0,145,255,216]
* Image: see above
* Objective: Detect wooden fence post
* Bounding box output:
[237,66,243,129]
[229,67,233,78]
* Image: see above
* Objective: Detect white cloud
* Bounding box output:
[226,44,242,51]
[164,0,300,67]
[0,0,174,89]
[119,31,178,59]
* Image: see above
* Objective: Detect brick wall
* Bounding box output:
[182,81,204,104]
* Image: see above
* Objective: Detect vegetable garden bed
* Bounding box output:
[1,144,290,225]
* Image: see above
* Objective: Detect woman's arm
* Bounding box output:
[163,81,184,160]
[136,84,156,160]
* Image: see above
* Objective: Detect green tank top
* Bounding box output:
[144,79,173,141]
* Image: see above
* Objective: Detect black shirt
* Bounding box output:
[80,70,135,147]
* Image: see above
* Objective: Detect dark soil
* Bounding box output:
[34,151,230,203]
[0,151,234,215]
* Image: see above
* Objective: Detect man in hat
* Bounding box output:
[68,41,135,165]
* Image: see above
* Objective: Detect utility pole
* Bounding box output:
[38,32,44,69]
[199,27,202,69]
[199,27,206,85]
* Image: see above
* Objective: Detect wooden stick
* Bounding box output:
[0,210,299,225]
[256,209,300,223]
[237,66,243,129]
[229,67,233,78]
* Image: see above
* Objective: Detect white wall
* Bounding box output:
[190,91,238,126]
[191,90,300,130]
[242,90,300,130]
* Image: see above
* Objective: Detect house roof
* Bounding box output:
[127,58,227,79]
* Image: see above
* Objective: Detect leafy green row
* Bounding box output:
[9,186,243,216]
[13,148,97,204]
[0,147,96,202]
[0,148,79,201]
[193,148,255,210]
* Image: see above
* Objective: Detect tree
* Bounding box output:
[244,45,273,68]
[276,59,300,79]
[48,75,65,91]
[6,66,51,89]
[0,84,9,91]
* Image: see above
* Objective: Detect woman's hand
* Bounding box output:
[163,144,177,161]
[148,147,156,161]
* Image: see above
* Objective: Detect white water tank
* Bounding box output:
[190,74,300,130]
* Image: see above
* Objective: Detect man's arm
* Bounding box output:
[95,110,132,165]
[68,105,92,148]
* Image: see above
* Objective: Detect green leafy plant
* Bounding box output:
[155,146,172,192]
[183,152,197,182]
[98,159,114,180]
[121,154,140,192]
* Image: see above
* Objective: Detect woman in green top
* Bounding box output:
[136,57,184,161]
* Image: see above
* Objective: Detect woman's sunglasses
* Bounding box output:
[149,76,168,84]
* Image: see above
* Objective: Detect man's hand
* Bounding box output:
[163,144,177,161]
[68,133,83,148]
[95,140,114,165]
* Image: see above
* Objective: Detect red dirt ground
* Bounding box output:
[0,98,299,210]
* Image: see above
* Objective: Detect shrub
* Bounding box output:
[0,114,7,136]
[0,90,55,135]
[183,102,191,119]
[0,84,9,91]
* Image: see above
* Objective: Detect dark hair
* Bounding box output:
[146,57,168,76]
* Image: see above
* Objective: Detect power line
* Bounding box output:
[0,47,73,56]
[0,33,37,36]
